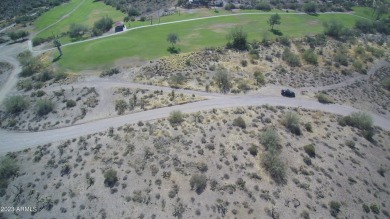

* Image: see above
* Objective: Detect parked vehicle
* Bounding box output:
[281,89,295,97]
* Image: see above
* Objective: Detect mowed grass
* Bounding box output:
[352,7,375,20]
[34,0,83,31]
[57,13,362,71]
[35,0,125,42]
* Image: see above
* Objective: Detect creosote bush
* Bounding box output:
[190,174,207,194]
[5,96,28,114]
[66,100,76,108]
[35,99,54,116]
[104,169,118,188]
[282,48,301,67]
[317,93,334,104]
[0,157,19,197]
[303,144,316,158]
[262,153,286,184]
[281,111,301,135]
[329,201,341,217]
[115,100,128,115]
[169,110,184,126]
[233,116,246,129]
[338,112,374,141]
[261,128,281,152]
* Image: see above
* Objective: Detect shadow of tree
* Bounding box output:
[270,29,283,36]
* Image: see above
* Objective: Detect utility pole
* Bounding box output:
[150,16,153,25]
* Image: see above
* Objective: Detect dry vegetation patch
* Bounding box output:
[1,106,389,218]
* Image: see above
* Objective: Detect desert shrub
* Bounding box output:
[190,174,207,194]
[197,162,208,173]
[382,78,390,91]
[262,153,286,184]
[35,69,53,82]
[104,169,118,188]
[5,96,28,114]
[362,204,370,213]
[115,100,127,115]
[339,112,374,140]
[19,57,44,77]
[169,111,184,126]
[54,70,67,81]
[60,164,71,176]
[303,144,316,158]
[317,93,334,104]
[282,49,301,67]
[233,117,246,129]
[352,61,365,74]
[355,19,375,34]
[254,71,265,85]
[261,128,281,153]
[224,3,236,10]
[305,123,312,132]
[35,99,54,116]
[334,53,348,66]
[17,79,33,91]
[256,2,271,11]
[66,100,76,108]
[0,157,19,197]
[377,166,386,177]
[329,201,341,217]
[241,60,248,67]
[323,20,345,39]
[238,82,250,93]
[92,16,113,36]
[302,49,318,65]
[282,112,301,135]
[226,27,248,51]
[214,69,231,93]
[248,145,258,156]
[169,73,186,88]
[69,23,88,39]
[100,68,120,77]
[36,90,46,97]
[277,36,290,47]
[370,204,380,214]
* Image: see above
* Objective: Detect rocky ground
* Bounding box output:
[0,106,389,219]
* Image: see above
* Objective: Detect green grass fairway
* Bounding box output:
[57,13,362,71]
[352,7,375,20]
[35,0,125,42]
[34,0,84,31]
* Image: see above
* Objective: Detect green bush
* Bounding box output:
[100,68,120,77]
[169,111,184,126]
[190,174,207,194]
[261,128,281,153]
[262,152,286,184]
[35,99,54,116]
[334,53,349,66]
[382,78,390,91]
[303,144,316,158]
[115,100,127,115]
[0,157,19,197]
[104,169,118,188]
[305,123,312,132]
[362,204,370,213]
[339,112,373,133]
[92,16,113,36]
[226,27,248,51]
[248,145,258,156]
[5,96,28,114]
[282,48,301,67]
[302,49,318,65]
[214,69,231,93]
[277,36,290,47]
[233,116,246,129]
[54,70,67,81]
[329,201,341,217]
[317,93,334,104]
[282,112,301,135]
[66,100,76,108]
[17,79,33,91]
[370,204,380,214]
[254,71,265,85]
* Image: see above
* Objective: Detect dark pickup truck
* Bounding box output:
[281,89,295,97]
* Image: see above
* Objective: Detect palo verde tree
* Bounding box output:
[268,13,281,31]
[52,34,62,57]
[167,33,180,53]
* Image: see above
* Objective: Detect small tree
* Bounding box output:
[233,117,246,129]
[104,169,118,187]
[0,157,19,196]
[268,13,281,31]
[226,27,248,50]
[323,20,345,39]
[69,23,88,39]
[261,128,281,153]
[282,111,301,135]
[167,33,179,48]
[214,69,231,93]
[5,96,28,114]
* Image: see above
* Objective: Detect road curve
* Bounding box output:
[1,95,389,154]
